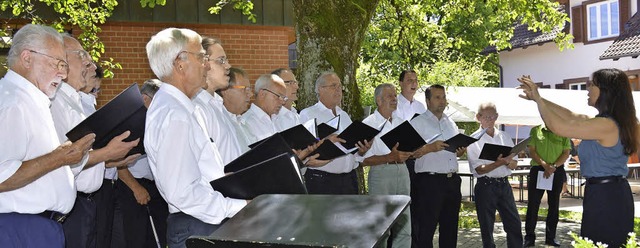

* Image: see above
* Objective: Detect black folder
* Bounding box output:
[444,133,478,153]
[478,137,531,161]
[411,113,421,120]
[317,116,340,139]
[380,121,426,152]
[309,141,354,161]
[248,124,318,151]
[211,153,307,200]
[225,134,294,173]
[65,83,146,156]
[337,120,381,150]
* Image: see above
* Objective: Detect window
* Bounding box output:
[569,82,587,90]
[586,0,620,40]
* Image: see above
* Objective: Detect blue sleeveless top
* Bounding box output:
[578,136,629,178]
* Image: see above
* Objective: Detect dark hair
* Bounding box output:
[271,68,288,77]
[141,79,162,98]
[424,84,445,100]
[201,37,222,51]
[592,68,638,155]
[94,64,104,79]
[399,69,416,82]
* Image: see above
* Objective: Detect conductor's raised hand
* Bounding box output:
[517,75,541,102]
[104,130,140,161]
[55,133,95,165]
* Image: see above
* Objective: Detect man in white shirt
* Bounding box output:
[361,84,413,248]
[116,79,169,247]
[299,72,368,194]
[240,74,288,145]
[218,67,253,152]
[466,102,522,248]
[144,28,247,248]
[0,24,94,248]
[51,35,140,248]
[271,68,301,132]
[409,84,466,248]
[192,37,243,164]
[395,69,426,121]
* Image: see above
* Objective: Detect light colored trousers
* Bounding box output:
[368,163,411,248]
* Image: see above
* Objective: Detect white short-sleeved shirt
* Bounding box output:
[240,104,278,145]
[145,83,245,224]
[272,107,300,132]
[410,110,460,173]
[467,128,515,178]
[0,70,76,214]
[362,111,401,158]
[51,83,105,193]
[299,102,358,173]
[126,155,153,180]
[193,91,243,164]
[394,94,426,121]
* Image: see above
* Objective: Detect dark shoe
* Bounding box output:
[545,239,561,247]
[523,239,535,247]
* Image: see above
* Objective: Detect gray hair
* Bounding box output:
[314,71,338,94]
[477,102,497,113]
[229,67,248,87]
[141,79,162,98]
[146,28,202,80]
[374,83,395,107]
[254,74,278,94]
[7,24,63,67]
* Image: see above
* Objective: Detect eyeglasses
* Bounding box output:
[284,80,298,85]
[178,51,210,64]
[28,50,69,72]
[321,83,342,91]
[261,88,288,102]
[66,49,91,61]
[229,85,252,92]
[210,56,229,65]
[479,114,498,121]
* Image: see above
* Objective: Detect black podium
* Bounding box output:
[187,194,411,248]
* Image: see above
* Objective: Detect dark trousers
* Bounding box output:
[413,172,462,248]
[0,213,65,248]
[524,166,564,242]
[581,177,634,247]
[94,179,116,248]
[406,159,419,248]
[166,212,220,248]
[116,178,169,248]
[474,177,523,248]
[63,193,97,248]
[304,169,358,194]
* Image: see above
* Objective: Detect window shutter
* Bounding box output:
[571,5,584,43]
[620,0,630,31]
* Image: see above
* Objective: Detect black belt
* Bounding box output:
[306,169,355,178]
[478,176,509,184]
[77,191,95,199]
[37,210,67,223]
[586,176,626,185]
[423,172,457,178]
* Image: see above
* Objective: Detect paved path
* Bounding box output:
[450,221,581,248]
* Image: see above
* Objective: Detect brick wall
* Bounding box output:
[93,22,295,106]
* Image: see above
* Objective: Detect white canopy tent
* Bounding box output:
[413,86,640,125]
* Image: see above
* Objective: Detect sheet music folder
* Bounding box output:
[380,121,425,152]
[317,115,339,139]
[65,83,146,156]
[479,137,531,161]
[186,194,411,248]
[248,124,318,151]
[225,133,293,173]
[444,133,478,153]
[310,121,381,160]
[211,153,307,200]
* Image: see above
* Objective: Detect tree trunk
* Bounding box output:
[293,0,379,194]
